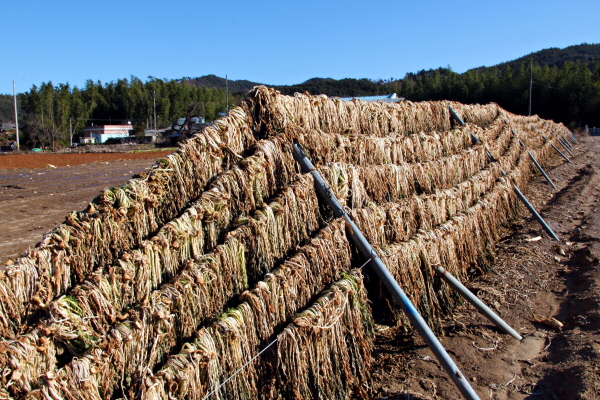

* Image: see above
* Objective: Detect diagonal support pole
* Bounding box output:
[435,267,522,340]
[543,135,572,164]
[511,130,557,189]
[557,136,574,157]
[561,135,573,150]
[473,134,560,242]
[293,143,481,400]
[527,150,557,189]
[449,106,466,127]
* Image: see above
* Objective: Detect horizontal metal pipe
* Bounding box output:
[292,143,481,400]
[435,267,522,340]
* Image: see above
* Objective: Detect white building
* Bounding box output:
[81,124,133,144]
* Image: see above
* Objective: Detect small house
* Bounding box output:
[81,123,133,144]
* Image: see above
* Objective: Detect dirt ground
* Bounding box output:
[0,136,599,400]
[0,151,173,262]
[372,133,600,400]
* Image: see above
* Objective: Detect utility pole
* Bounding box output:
[153,90,157,130]
[13,81,19,149]
[528,60,533,116]
[226,74,229,115]
[69,118,73,146]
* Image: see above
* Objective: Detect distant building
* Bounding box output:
[81,124,133,144]
[142,129,166,143]
[339,93,404,103]
[0,123,16,132]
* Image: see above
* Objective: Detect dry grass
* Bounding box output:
[0,86,574,399]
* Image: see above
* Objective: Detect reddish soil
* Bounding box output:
[1,137,599,399]
[0,151,174,263]
[0,150,174,169]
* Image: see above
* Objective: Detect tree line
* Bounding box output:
[387,59,600,128]
[10,77,232,149]
[3,53,599,149]
[271,61,600,128]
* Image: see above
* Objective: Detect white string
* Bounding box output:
[202,259,374,399]
[358,256,375,269]
[202,337,279,400]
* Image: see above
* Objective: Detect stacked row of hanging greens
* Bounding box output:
[0,86,571,399]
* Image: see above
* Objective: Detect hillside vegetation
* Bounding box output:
[184,74,262,92]
[0,95,17,124]
[186,44,600,126]
[7,77,234,149]
[3,43,599,150]
[471,43,600,72]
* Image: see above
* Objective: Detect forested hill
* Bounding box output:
[273,78,385,97]
[0,95,16,124]
[185,75,385,97]
[471,43,600,73]
[184,75,262,92]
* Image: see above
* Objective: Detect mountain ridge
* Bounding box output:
[183,43,600,94]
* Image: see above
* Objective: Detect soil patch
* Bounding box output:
[0,152,174,262]
[0,150,174,169]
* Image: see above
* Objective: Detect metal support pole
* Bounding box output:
[226,75,229,115]
[513,185,560,241]
[449,106,466,126]
[471,133,560,241]
[529,60,533,116]
[561,135,573,150]
[552,143,572,163]
[436,267,522,340]
[293,143,481,400]
[556,137,574,158]
[13,81,19,150]
[570,133,577,143]
[527,150,557,189]
[558,136,573,154]
[543,135,572,164]
[512,130,556,189]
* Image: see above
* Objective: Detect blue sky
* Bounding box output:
[2,0,599,94]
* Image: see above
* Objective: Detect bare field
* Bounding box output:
[0,151,173,262]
